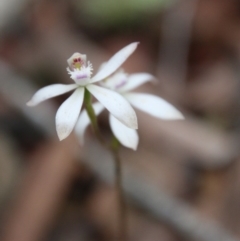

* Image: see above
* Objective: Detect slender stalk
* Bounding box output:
[84,89,127,240]
[111,137,127,241]
[84,89,104,144]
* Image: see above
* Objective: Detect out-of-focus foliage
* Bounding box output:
[75,0,176,28]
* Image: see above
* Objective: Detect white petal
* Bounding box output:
[99,70,128,90]
[56,87,84,141]
[75,102,105,144]
[27,84,78,106]
[90,42,139,83]
[118,73,155,92]
[86,84,138,129]
[125,93,184,120]
[110,114,139,150]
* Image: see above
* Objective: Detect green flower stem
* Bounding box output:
[111,137,127,241]
[84,89,99,133]
[84,89,104,144]
[84,89,127,241]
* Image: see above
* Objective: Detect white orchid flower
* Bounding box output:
[75,69,184,150]
[27,43,139,140]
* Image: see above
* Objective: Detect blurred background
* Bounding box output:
[1,0,240,240]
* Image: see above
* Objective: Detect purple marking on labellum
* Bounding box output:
[76,74,88,80]
[115,79,127,89]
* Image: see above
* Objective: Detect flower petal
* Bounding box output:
[99,70,128,90]
[86,84,138,129]
[90,42,139,83]
[110,114,139,150]
[125,93,184,120]
[75,102,105,144]
[56,87,84,141]
[118,73,155,92]
[27,84,78,106]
